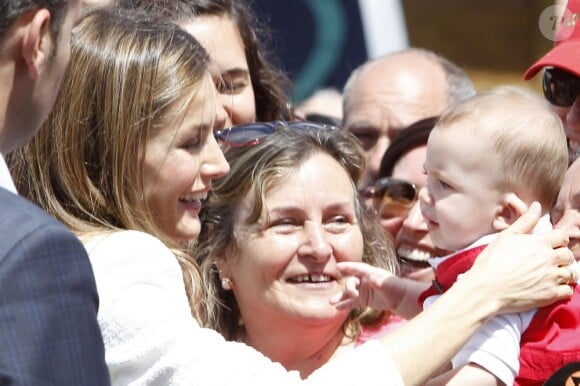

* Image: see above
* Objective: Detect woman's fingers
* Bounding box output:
[500,201,541,235]
[540,228,571,250]
[468,225,574,314]
[559,260,580,284]
[556,284,574,299]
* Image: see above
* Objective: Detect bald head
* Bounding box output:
[343,48,473,183]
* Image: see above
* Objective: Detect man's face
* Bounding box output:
[343,54,447,186]
[2,0,81,154]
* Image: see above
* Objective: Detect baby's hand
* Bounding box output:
[330,261,406,311]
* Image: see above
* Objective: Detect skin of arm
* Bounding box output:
[426,364,503,386]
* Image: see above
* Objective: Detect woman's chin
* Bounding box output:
[287,300,350,323]
[172,218,201,241]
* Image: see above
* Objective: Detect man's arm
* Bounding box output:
[0,222,110,385]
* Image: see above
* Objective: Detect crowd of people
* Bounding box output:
[0,0,579,385]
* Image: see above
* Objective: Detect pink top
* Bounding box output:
[356,314,407,346]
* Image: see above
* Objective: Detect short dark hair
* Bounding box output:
[0,0,69,39]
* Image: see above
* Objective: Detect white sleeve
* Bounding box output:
[452,310,536,386]
[194,329,403,386]
[308,340,404,385]
[86,231,404,386]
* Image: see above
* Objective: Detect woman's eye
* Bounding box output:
[182,135,201,150]
[218,78,248,95]
[324,215,351,231]
[329,215,348,224]
[269,218,299,228]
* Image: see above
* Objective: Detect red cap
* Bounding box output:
[524,0,580,80]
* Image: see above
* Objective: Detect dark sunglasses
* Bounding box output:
[542,67,580,107]
[360,178,418,218]
[214,121,336,147]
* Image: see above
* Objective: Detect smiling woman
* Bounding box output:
[6,7,232,384]
[142,73,226,242]
[196,122,400,378]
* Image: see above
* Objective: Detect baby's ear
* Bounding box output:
[492,193,528,231]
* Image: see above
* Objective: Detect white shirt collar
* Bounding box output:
[0,153,17,194]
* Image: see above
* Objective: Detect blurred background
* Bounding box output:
[251,0,557,104]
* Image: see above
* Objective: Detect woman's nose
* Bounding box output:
[202,134,230,180]
[298,222,332,261]
[401,201,428,231]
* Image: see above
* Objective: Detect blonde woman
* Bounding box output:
[8,6,577,386]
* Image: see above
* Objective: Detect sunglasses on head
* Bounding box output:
[361,178,418,218]
[542,67,580,107]
[214,121,336,147]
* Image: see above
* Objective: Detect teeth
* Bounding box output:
[179,196,199,203]
[179,192,207,202]
[290,274,332,283]
[397,246,432,262]
[310,274,330,283]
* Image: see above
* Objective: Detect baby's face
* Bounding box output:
[419,128,506,251]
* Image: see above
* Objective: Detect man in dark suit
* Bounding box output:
[0,1,110,384]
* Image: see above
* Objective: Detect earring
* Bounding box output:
[221,277,233,290]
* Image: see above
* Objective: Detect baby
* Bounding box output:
[333,86,580,385]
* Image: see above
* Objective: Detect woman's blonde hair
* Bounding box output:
[195,123,398,340]
[8,7,210,319]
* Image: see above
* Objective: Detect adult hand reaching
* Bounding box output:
[381,202,575,386]
[462,201,574,314]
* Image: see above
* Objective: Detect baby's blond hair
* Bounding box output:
[435,85,568,210]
